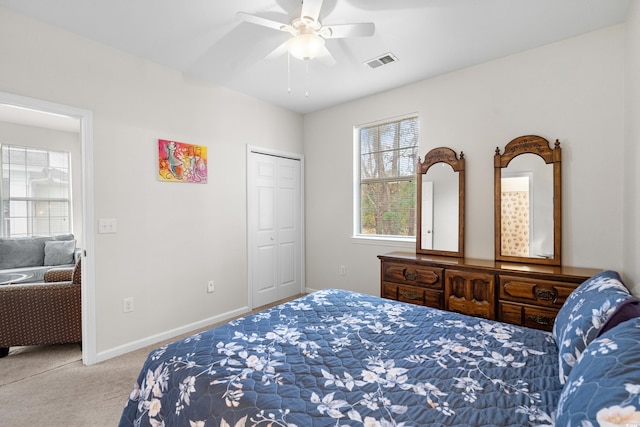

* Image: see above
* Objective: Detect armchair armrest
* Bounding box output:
[45,258,81,284]
[44,268,73,282]
[74,248,82,263]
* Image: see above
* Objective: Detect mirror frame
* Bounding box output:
[416,147,465,258]
[494,135,561,266]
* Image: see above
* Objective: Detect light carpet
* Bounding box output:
[0,295,304,426]
[0,342,159,427]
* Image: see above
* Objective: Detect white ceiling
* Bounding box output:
[0,0,630,115]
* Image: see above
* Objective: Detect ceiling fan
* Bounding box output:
[237,0,375,66]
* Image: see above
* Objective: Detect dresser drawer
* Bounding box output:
[445,269,495,320]
[396,284,442,308]
[383,282,443,309]
[381,262,443,289]
[499,275,577,308]
[382,282,399,300]
[499,301,558,331]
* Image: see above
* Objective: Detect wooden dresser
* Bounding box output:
[378,252,601,331]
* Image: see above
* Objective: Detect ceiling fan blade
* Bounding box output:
[300,0,324,22]
[236,11,291,33]
[324,22,375,38]
[264,42,288,61]
[316,45,336,66]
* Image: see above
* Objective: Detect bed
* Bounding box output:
[119,271,640,427]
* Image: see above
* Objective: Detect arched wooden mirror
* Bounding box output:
[416,147,465,258]
[494,135,561,266]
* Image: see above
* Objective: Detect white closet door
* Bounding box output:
[248,150,302,308]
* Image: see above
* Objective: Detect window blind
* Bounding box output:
[357,116,418,237]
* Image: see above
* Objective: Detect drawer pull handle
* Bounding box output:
[527,314,554,326]
[535,288,557,302]
[400,291,422,301]
[403,269,417,281]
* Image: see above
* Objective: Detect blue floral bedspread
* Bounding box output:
[119,289,561,426]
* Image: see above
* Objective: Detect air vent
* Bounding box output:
[364,53,398,69]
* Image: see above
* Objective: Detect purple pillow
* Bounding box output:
[597,296,640,337]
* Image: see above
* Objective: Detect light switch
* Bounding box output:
[98,218,117,234]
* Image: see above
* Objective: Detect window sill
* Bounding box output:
[351,235,415,248]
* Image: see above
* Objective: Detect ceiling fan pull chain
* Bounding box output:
[287,52,292,94]
[305,62,310,98]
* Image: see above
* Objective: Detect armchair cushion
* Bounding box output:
[0,234,75,270]
[0,236,49,269]
[44,240,76,266]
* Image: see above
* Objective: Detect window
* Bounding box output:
[1,145,72,238]
[355,115,419,239]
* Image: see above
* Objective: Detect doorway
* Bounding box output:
[247,146,304,309]
[0,91,95,365]
[501,174,532,258]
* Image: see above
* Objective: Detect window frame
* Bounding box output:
[1,144,73,238]
[353,114,419,243]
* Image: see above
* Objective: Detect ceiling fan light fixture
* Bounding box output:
[287,33,325,61]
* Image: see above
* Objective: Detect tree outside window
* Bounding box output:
[357,116,418,238]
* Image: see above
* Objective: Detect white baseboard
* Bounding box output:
[95,306,250,363]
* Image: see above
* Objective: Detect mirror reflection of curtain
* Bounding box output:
[501,190,529,257]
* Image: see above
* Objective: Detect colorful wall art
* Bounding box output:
[158,139,208,183]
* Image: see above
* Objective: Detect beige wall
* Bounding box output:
[304,24,631,295]
[0,8,304,358]
[624,1,640,294]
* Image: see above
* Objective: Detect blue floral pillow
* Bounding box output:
[552,270,630,384]
[555,317,640,426]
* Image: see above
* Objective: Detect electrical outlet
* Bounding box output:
[123,297,134,313]
[207,280,215,293]
[340,265,346,276]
